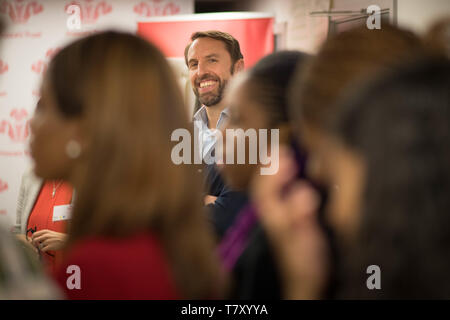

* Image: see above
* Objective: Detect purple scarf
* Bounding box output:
[217,204,258,272]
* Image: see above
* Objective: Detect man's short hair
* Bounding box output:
[184,30,243,66]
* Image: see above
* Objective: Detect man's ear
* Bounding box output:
[233,59,244,74]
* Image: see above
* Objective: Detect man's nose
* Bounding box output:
[197,61,208,77]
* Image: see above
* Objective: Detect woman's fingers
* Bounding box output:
[286,181,320,227]
[39,234,66,252]
[31,229,50,244]
[31,229,52,238]
[252,147,297,226]
[253,147,297,203]
[40,240,55,252]
[32,230,61,246]
[32,233,52,246]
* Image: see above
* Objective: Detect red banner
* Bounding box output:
[137,15,274,68]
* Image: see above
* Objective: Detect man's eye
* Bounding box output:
[189,63,198,69]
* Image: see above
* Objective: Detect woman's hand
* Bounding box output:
[31,230,67,252]
[251,147,330,299]
[16,234,39,255]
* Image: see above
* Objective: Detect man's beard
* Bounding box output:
[195,77,228,107]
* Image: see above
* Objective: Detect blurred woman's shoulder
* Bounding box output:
[54,232,179,299]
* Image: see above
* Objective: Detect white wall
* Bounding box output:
[249,0,450,50]
[249,0,331,53]
[397,0,450,34]
[330,0,450,33]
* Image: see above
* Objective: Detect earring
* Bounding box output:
[65,140,81,159]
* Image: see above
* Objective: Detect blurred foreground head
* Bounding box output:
[31,31,222,298]
[221,51,309,190]
[291,24,426,137]
[334,58,450,298]
[289,24,428,237]
[424,17,450,58]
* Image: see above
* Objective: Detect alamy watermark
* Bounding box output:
[171,121,280,175]
[66,264,81,290]
[366,5,382,30]
[66,4,81,31]
[366,264,381,290]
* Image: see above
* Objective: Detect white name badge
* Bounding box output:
[52,204,73,222]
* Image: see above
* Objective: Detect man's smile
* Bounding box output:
[198,80,218,94]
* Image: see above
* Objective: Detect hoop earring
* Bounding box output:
[65,140,81,159]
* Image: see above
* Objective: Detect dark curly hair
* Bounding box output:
[334,58,450,299]
[247,50,310,128]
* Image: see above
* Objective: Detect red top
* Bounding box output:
[27,180,72,274]
[53,232,180,300]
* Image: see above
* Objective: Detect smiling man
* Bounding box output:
[185,31,247,239]
[185,30,244,164]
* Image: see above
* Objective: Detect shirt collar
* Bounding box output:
[193,105,229,128]
[220,107,230,118]
[193,105,208,125]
